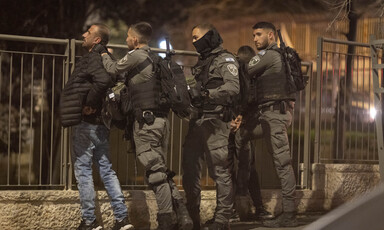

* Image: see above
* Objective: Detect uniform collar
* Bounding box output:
[266,42,278,50]
[210,46,224,54]
[139,45,150,51]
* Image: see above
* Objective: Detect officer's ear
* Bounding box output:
[94,36,102,45]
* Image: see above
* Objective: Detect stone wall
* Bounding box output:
[0,164,380,229]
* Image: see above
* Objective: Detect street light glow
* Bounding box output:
[158,40,173,58]
[370,107,377,120]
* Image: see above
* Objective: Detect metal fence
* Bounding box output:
[5,34,380,191]
[0,34,70,188]
[314,37,381,164]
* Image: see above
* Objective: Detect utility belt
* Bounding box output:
[259,101,294,114]
[134,109,168,126]
[200,106,233,122]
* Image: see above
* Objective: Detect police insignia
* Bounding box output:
[119,55,128,64]
[249,56,260,67]
[227,64,238,76]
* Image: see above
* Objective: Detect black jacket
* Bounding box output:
[60,51,113,127]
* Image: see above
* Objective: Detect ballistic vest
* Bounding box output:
[129,72,169,113]
[193,50,231,110]
[254,49,296,104]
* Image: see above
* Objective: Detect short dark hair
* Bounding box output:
[93,23,110,45]
[130,22,152,44]
[236,45,256,64]
[252,22,277,37]
[192,23,216,33]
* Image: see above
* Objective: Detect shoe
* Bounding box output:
[112,217,134,230]
[175,199,193,230]
[202,222,230,230]
[255,207,273,220]
[77,219,102,230]
[262,212,298,228]
[229,210,240,223]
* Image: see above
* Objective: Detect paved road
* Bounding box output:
[230,213,322,230]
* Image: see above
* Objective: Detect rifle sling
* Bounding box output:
[126,57,153,80]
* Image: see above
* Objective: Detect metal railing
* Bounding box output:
[0,34,70,188]
[0,33,328,190]
[314,37,379,164]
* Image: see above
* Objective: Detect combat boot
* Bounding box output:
[175,199,193,230]
[157,212,175,230]
[262,212,298,228]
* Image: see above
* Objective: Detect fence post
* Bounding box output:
[303,62,313,189]
[314,37,323,164]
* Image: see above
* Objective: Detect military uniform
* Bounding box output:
[103,46,192,230]
[182,46,240,228]
[237,42,296,215]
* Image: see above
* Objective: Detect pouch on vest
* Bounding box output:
[101,81,130,130]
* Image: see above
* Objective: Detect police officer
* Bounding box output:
[182,23,239,230]
[97,22,193,230]
[236,21,298,227]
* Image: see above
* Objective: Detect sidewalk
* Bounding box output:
[230,213,323,230]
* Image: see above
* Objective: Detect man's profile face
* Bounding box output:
[82,25,100,51]
[192,27,207,43]
[125,28,137,51]
[253,28,272,50]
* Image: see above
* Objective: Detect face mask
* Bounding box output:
[193,29,223,55]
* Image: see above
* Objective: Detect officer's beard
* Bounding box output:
[193,29,223,58]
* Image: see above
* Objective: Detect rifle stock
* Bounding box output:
[277,29,286,49]
[276,29,293,81]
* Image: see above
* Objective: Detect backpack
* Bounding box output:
[280,46,308,93]
[149,52,191,118]
[277,29,308,93]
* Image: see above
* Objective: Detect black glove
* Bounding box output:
[92,44,108,54]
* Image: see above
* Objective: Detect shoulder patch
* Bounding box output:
[227,64,238,76]
[225,57,235,62]
[120,55,128,63]
[249,56,260,67]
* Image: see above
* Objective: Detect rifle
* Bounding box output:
[164,36,175,61]
[277,29,294,83]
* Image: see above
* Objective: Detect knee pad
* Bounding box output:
[148,171,168,186]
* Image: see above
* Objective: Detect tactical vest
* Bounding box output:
[254,50,296,104]
[129,73,169,114]
[193,50,230,110]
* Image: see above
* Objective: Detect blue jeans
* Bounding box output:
[72,121,127,223]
